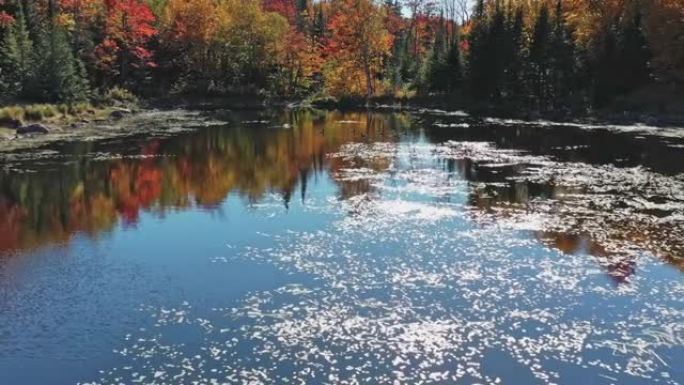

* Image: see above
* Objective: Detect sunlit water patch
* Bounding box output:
[80,137,683,385]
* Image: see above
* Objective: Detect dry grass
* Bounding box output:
[0,102,101,129]
[0,105,26,125]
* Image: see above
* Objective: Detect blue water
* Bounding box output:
[0,109,682,384]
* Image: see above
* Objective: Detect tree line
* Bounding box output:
[454,0,655,110]
[0,0,681,111]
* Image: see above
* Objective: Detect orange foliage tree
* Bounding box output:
[158,0,218,78]
[323,0,394,98]
[274,28,322,95]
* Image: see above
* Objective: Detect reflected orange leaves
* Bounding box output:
[536,232,636,285]
[0,199,24,252]
[0,111,401,253]
[5,110,679,282]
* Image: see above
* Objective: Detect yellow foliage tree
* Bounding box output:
[214,0,289,89]
[323,0,394,98]
[160,0,218,70]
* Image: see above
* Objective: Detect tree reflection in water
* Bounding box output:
[0,109,682,282]
[0,110,405,253]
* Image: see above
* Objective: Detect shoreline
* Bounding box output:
[0,103,136,140]
[305,94,684,128]
[1,96,682,154]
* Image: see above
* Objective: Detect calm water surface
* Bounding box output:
[0,109,682,384]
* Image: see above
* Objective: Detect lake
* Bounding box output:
[0,109,682,384]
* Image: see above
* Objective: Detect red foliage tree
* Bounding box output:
[262,0,296,24]
[96,0,157,83]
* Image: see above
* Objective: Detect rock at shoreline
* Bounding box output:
[109,108,132,120]
[16,124,56,135]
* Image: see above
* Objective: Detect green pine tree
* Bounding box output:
[592,10,651,107]
[593,22,619,107]
[425,15,448,92]
[295,0,310,33]
[386,32,408,94]
[467,0,490,101]
[466,0,510,102]
[27,27,89,103]
[617,11,651,94]
[529,3,552,110]
[503,5,525,101]
[550,0,576,108]
[445,31,462,93]
[488,0,507,101]
[0,4,33,99]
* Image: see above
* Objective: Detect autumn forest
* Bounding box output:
[0,0,681,112]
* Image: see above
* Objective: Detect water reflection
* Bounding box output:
[534,232,637,284]
[460,157,683,273]
[0,109,682,276]
[0,110,406,253]
[418,118,684,271]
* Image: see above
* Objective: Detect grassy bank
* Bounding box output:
[0,88,140,138]
[0,103,117,139]
[0,102,97,124]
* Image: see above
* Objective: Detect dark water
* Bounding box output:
[0,109,682,385]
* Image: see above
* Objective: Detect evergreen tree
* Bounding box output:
[425,14,448,92]
[467,0,508,102]
[27,27,90,103]
[17,0,42,43]
[467,0,490,101]
[503,5,525,101]
[593,11,651,107]
[444,31,462,93]
[0,4,33,99]
[488,0,507,101]
[312,3,326,40]
[593,22,619,107]
[550,0,576,108]
[385,32,407,94]
[617,11,651,94]
[295,0,310,33]
[398,35,415,89]
[529,3,552,110]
